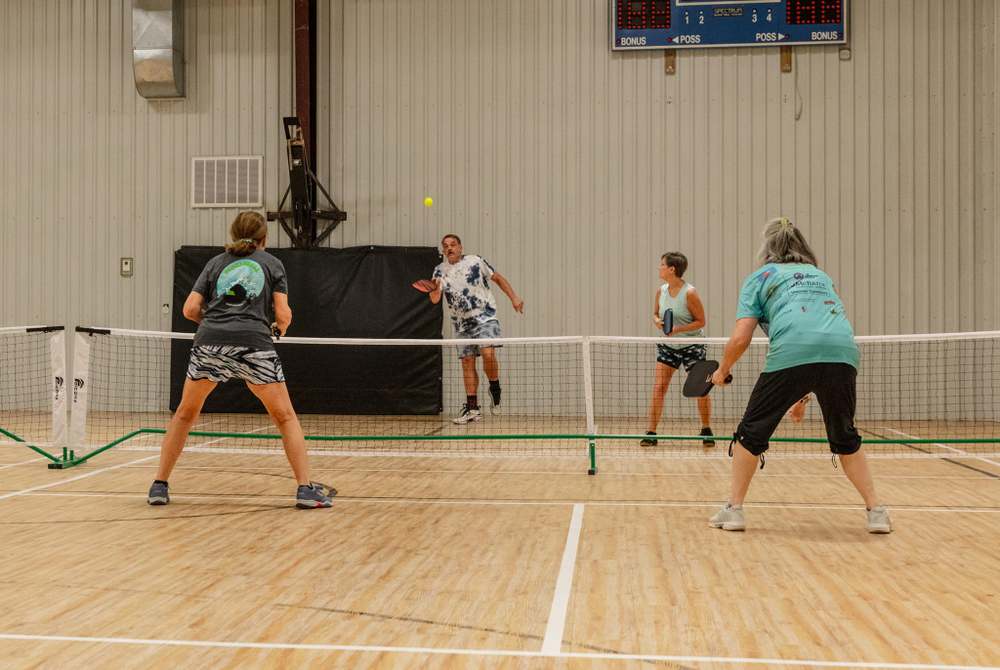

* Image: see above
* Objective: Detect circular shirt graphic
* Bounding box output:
[216,259,265,305]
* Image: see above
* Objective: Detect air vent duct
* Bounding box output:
[132,0,185,99]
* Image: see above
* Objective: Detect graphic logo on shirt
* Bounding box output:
[216,259,265,305]
[794,272,805,280]
[756,265,775,284]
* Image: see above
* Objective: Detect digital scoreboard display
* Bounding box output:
[612,0,847,50]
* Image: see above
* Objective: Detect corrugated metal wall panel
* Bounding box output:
[1,0,997,337]
[0,0,293,330]
[315,0,1000,337]
[987,0,1000,332]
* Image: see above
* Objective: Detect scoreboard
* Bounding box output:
[612,0,848,50]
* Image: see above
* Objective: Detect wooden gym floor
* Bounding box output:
[0,434,998,669]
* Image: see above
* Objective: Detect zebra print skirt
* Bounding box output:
[187,345,286,385]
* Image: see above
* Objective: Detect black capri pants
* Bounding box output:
[734,362,861,456]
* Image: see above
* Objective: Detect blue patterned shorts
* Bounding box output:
[455,319,502,359]
[187,345,286,385]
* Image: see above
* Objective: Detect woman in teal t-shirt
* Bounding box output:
[709,218,891,534]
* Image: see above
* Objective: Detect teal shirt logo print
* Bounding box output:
[216,259,265,304]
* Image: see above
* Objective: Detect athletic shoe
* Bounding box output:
[489,387,502,415]
[866,505,892,534]
[700,426,716,448]
[147,481,169,506]
[452,404,482,424]
[639,431,658,447]
[709,503,746,531]
[296,483,333,509]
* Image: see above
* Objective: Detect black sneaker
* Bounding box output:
[700,427,715,448]
[147,481,169,505]
[640,431,658,447]
[296,483,333,509]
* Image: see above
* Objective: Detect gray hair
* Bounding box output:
[758,217,818,266]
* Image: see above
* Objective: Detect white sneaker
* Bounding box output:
[451,404,482,424]
[709,503,746,531]
[866,505,892,534]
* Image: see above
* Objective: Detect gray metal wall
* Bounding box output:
[317,0,1000,337]
[1,0,998,338]
[0,0,296,330]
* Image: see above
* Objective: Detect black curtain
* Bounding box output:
[170,245,442,414]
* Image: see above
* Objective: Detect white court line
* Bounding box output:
[0,457,46,471]
[0,633,992,670]
[14,490,1000,514]
[542,503,584,653]
[0,455,157,502]
[878,428,1000,469]
[192,418,224,428]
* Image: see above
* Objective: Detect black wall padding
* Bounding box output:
[170,245,443,415]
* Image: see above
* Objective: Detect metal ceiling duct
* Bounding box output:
[132,0,185,99]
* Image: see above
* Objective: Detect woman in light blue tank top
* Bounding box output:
[641,252,715,448]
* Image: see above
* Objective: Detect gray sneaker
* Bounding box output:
[147,481,169,506]
[296,483,333,509]
[866,505,892,534]
[709,503,745,531]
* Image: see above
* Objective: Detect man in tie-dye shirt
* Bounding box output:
[429,234,524,424]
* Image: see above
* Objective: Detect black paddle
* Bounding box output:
[661,308,673,336]
[682,360,732,398]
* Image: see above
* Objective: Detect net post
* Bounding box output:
[68,329,93,455]
[50,329,69,456]
[582,337,597,475]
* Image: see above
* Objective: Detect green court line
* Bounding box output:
[46,427,1000,470]
[141,429,1000,444]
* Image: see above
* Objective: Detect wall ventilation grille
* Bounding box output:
[191,156,262,208]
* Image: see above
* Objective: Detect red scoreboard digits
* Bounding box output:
[786,0,843,26]
[617,0,671,31]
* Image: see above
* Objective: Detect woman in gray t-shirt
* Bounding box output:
[146,211,331,510]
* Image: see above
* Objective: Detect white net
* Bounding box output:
[69,327,1000,464]
[0,326,66,452]
[590,333,1000,459]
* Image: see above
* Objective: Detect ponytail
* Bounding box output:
[757,217,818,266]
[225,211,267,257]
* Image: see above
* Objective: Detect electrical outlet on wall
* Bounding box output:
[120,257,134,278]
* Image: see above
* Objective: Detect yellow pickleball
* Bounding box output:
[423,196,434,208]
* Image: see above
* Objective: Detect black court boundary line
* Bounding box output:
[858,427,1000,479]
